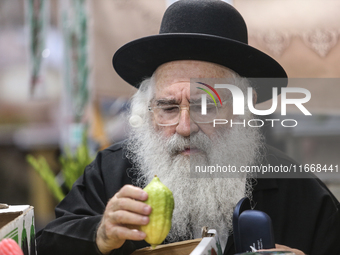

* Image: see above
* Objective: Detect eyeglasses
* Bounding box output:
[148,103,222,126]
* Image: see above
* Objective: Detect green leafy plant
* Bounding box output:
[27,154,65,202]
[27,134,94,202]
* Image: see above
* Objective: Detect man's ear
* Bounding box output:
[252,89,258,105]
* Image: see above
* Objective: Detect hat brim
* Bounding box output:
[113,33,287,103]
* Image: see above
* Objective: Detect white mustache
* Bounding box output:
[165,132,214,156]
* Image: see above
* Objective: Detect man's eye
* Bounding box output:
[206,105,216,111]
[162,107,178,112]
[190,105,200,112]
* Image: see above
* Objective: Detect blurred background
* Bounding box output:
[0,0,339,231]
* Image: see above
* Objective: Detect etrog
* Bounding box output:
[141,175,174,249]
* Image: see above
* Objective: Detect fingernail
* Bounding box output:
[143,206,151,214]
[141,191,148,200]
[142,216,149,224]
[140,231,146,238]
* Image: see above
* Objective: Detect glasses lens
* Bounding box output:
[153,105,180,125]
[191,103,218,123]
[151,104,218,125]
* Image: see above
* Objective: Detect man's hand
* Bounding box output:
[260,244,305,255]
[96,185,152,254]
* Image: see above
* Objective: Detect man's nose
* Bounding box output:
[176,107,199,137]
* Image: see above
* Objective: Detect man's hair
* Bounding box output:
[129,76,155,127]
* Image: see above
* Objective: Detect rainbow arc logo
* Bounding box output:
[196,82,222,107]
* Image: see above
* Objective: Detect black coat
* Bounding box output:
[36,142,340,255]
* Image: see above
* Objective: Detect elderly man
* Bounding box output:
[36,1,340,255]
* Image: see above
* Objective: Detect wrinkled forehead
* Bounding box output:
[153,60,237,99]
[154,60,235,88]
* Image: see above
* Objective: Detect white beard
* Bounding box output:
[125,115,264,249]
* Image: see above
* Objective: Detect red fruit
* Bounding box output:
[0,238,24,255]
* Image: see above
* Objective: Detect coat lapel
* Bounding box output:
[223,234,235,255]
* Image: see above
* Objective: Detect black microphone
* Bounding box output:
[233,197,275,253]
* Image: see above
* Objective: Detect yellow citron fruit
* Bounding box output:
[141,175,174,249]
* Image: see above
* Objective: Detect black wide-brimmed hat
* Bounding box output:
[113,0,287,103]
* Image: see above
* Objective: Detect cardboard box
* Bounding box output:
[0,205,36,255]
[132,239,201,255]
[132,229,222,255]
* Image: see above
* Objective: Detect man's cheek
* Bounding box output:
[152,122,174,138]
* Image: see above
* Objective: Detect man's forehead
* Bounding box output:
[154,60,235,90]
